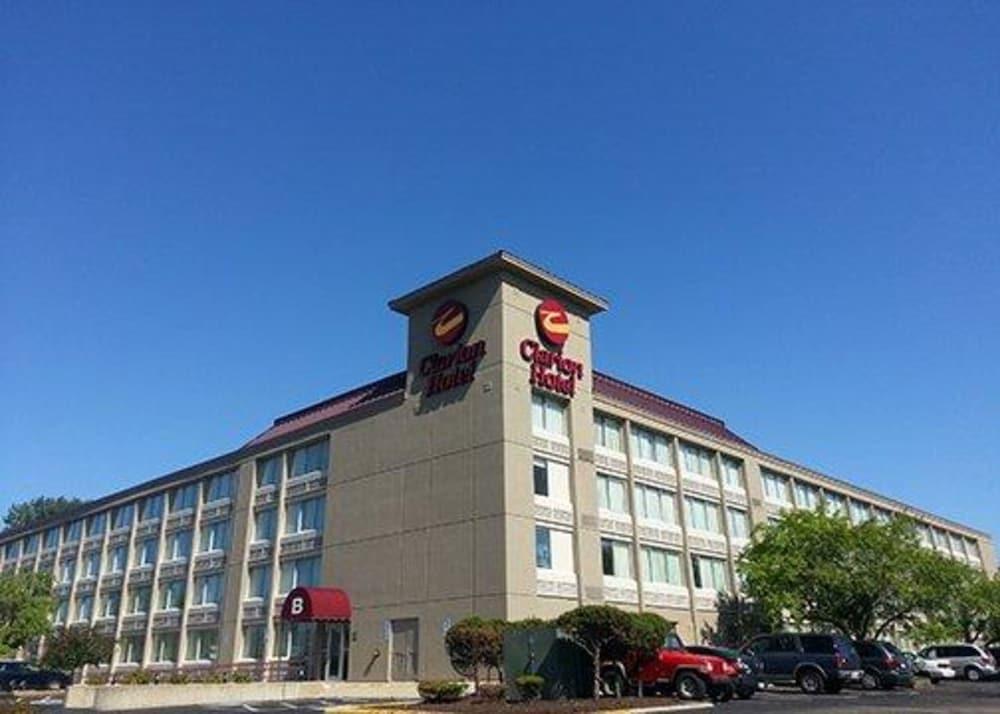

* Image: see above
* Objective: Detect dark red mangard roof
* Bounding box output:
[593,371,755,449]
[280,586,351,622]
[246,372,406,448]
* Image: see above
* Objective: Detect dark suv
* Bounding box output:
[742,633,862,694]
[0,661,71,691]
[853,640,914,689]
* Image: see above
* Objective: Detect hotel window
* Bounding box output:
[64,519,82,543]
[153,632,179,663]
[101,591,120,619]
[535,526,573,573]
[194,573,224,606]
[630,427,671,466]
[967,540,981,561]
[112,504,134,530]
[290,440,329,478]
[533,457,570,501]
[204,471,235,503]
[761,471,790,504]
[285,497,325,535]
[685,496,722,534]
[727,508,750,540]
[280,556,320,592]
[243,624,267,660]
[169,484,198,513]
[54,599,69,624]
[128,586,151,615]
[43,527,59,550]
[187,629,218,662]
[794,482,820,510]
[108,545,127,573]
[23,534,39,556]
[257,454,282,487]
[199,520,230,552]
[681,442,714,478]
[254,508,277,542]
[531,393,567,437]
[140,494,163,521]
[86,513,106,537]
[75,594,93,622]
[3,542,18,561]
[274,623,309,659]
[247,564,272,600]
[917,524,933,546]
[122,635,144,664]
[634,484,677,525]
[83,551,101,578]
[691,554,730,591]
[594,413,623,452]
[165,530,192,561]
[59,560,75,584]
[949,534,966,557]
[640,546,683,586]
[825,492,847,516]
[158,580,185,611]
[873,508,892,524]
[721,457,743,490]
[596,473,628,514]
[849,501,872,524]
[135,538,157,567]
[933,528,948,548]
[601,538,633,578]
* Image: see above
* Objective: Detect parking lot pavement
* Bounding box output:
[726,680,1000,712]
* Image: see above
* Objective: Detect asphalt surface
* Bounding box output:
[7,680,1000,712]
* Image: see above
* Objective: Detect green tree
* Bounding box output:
[555,605,635,700]
[3,497,87,531]
[912,566,1000,646]
[738,509,949,640]
[700,591,778,647]
[0,571,54,656]
[41,625,114,673]
[444,617,506,692]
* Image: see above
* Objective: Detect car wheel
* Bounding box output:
[736,685,756,699]
[675,672,707,701]
[600,669,627,698]
[861,671,880,690]
[965,667,982,682]
[710,682,734,703]
[798,669,824,695]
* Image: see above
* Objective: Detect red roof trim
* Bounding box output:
[593,371,755,449]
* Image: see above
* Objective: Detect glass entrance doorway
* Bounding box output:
[325,622,350,680]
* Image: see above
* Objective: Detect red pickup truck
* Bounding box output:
[600,632,739,701]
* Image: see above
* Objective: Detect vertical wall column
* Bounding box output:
[219,461,254,666]
[111,512,139,669]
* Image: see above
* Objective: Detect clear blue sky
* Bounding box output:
[2,2,998,548]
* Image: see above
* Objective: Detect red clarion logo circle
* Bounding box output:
[431,300,468,346]
[535,298,570,347]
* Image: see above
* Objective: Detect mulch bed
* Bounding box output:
[397,696,677,713]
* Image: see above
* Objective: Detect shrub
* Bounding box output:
[167,671,190,685]
[230,670,254,683]
[477,682,505,700]
[41,625,115,673]
[118,670,153,685]
[0,699,32,714]
[85,671,110,685]
[201,670,229,684]
[417,680,468,702]
[445,617,505,691]
[515,674,544,701]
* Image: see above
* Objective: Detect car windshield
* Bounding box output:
[882,642,903,656]
[664,633,683,650]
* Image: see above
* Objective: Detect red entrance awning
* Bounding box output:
[280,586,352,622]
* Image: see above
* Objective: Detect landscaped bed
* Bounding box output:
[368,695,693,713]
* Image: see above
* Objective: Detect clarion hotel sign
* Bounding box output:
[418,296,584,399]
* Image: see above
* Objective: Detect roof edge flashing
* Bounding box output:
[388,250,609,316]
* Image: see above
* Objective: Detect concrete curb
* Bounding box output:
[325,702,713,714]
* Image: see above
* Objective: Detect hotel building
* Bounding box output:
[0,252,994,681]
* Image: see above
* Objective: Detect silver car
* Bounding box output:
[917,644,997,681]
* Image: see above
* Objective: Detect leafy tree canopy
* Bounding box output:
[0,571,54,656]
[41,625,114,672]
[910,567,1000,646]
[555,605,640,699]
[444,616,506,691]
[738,508,956,640]
[701,591,779,648]
[3,497,87,532]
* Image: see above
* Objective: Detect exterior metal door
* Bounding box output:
[389,618,419,681]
